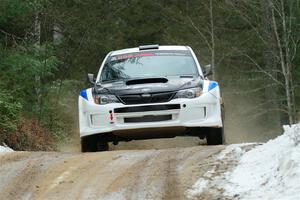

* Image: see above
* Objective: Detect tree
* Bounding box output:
[226,0,300,125]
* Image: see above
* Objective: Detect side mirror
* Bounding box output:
[87,73,96,85]
[203,64,213,77]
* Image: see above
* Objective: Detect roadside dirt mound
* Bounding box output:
[4,118,54,151]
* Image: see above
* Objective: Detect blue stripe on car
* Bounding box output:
[80,90,88,100]
[208,81,218,91]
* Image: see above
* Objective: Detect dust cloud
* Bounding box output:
[223,87,281,144]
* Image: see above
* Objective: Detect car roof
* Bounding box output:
[110,45,189,56]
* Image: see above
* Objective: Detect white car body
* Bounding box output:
[79,45,223,151]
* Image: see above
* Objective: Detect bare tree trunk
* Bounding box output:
[260,0,282,129]
[209,0,216,80]
[269,0,294,125]
[34,12,42,121]
[34,12,41,45]
[280,0,296,123]
[186,1,216,79]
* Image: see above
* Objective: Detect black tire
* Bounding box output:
[206,128,224,145]
[206,101,226,145]
[97,140,109,151]
[81,136,109,152]
[81,136,97,152]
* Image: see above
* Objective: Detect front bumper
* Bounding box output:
[79,89,223,138]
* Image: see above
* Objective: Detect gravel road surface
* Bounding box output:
[0,145,225,200]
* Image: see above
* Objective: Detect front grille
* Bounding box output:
[124,115,172,123]
[118,92,175,105]
[114,104,180,113]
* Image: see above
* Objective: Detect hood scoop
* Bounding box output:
[126,77,168,85]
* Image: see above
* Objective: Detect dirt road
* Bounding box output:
[0,145,226,200]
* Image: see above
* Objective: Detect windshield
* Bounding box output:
[100,50,199,83]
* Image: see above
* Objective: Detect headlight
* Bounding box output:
[94,94,120,104]
[173,87,202,99]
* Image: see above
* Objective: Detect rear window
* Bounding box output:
[100,50,198,83]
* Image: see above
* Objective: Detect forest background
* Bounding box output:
[0,0,299,150]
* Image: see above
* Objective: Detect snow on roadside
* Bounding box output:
[217,143,251,160]
[186,179,208,198]
[186,143,253,199]
[0,145,13,153]
[224,123,300,200]
[186,123,300,200]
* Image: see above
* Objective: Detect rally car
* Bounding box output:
[79,45,224,152]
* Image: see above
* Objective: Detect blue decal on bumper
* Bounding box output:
[208,81,218,91]
[80,90,88,100]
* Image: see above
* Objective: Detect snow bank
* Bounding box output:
[186,179,208,198]
[225,123,300,200]
[186,143,253,199]
[0,145,13,153]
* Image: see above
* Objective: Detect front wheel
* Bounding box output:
[81,136,109,152]
[97,140,109,151]
[206,128,224,145]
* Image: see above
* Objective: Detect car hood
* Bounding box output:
[95,77,203,95]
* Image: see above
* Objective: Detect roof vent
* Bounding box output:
[139,44,159,50]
